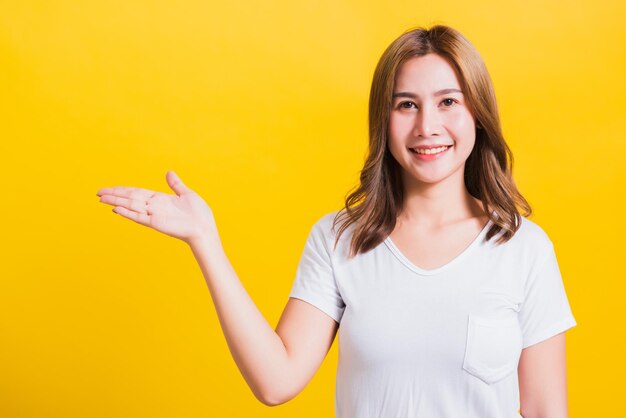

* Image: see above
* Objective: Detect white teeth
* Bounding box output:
[411,146,450,155]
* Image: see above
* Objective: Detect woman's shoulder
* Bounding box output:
[313,210,340,227]
[310,210,343,238]
[507,215,556,254]
[308,209,356,250]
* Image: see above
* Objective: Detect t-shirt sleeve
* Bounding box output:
[518,241,577,349]
[288,217,345,323]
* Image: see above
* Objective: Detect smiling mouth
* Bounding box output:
[408,145,452,155]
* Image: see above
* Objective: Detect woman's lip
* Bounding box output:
[408,145,452,159]
[409,144,452,149]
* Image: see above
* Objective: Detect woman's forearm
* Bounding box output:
[188,231,291,405]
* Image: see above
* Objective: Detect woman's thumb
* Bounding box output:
[166,170,189,196]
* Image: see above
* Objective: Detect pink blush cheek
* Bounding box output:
[446,111,476,132]
[388,116,413,142]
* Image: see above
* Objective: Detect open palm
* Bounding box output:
[96,170,216,244]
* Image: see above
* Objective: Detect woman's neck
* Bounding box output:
[399,172,486,227]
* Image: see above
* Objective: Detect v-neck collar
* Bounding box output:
[383,216,494,276]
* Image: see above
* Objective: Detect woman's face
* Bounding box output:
[388,53,476,188]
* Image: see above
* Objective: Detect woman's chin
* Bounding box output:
[404,169,464,188]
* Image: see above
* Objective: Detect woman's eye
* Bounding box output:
[441,98,456,107]
[399,101,416,109]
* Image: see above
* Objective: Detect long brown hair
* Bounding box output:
[332,25,531,257]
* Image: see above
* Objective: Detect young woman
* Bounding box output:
[96,25,576,418]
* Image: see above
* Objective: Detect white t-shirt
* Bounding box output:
[288,211,577,418]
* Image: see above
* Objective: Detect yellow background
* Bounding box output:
[1,0,624,416]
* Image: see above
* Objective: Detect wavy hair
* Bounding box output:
[332,25,531,257]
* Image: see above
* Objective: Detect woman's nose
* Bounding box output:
[413,106,441,137]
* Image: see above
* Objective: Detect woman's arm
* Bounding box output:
[97,171,339,406]
[189,233,339,405]
[518,332,569,418]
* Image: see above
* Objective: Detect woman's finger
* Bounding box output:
[99,195,149,214]
[96,186,157,200]
[166,171,190,197]
[112,206,151,226]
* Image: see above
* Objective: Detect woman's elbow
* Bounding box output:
[258,395,287,407]
[254,385,298,407]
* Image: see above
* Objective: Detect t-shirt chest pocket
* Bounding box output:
[462,313,523,385]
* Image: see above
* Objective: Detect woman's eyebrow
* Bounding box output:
[392,88,463,98]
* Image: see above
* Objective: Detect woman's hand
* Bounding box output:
[97,171,339,407]
[96,170,217,245]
